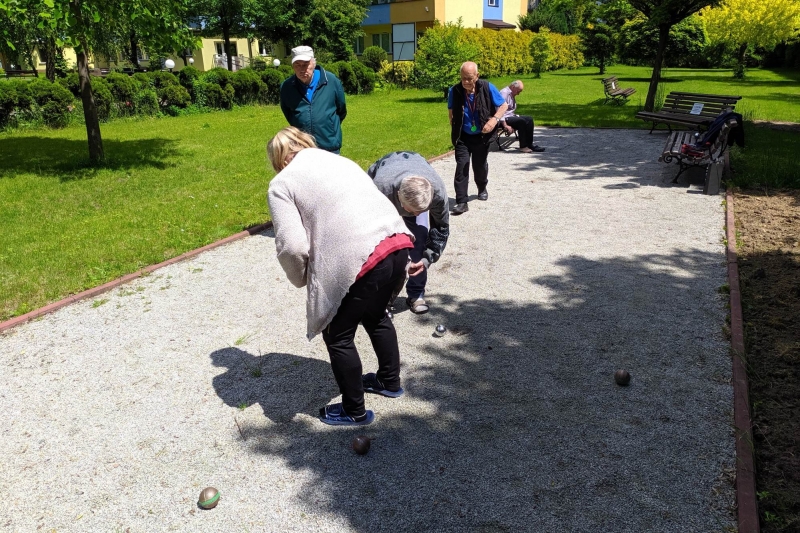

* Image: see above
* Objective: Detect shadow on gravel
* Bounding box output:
[209,250,735,532]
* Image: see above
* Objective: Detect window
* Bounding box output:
[392,23,415,61]
[215,42,224,56]
[488,0,498,6]
[372,33,391,54]
[354,36,365,55]
[137,48,149,61]
[259,42,273,56]
[183,48,193,57]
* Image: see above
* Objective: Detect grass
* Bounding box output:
[1,66,799,320]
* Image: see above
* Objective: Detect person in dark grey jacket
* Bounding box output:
[279,45,347,153]
[367,151,450,314]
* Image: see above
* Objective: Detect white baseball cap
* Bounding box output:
[291,46,315,64]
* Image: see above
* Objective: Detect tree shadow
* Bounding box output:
[0,136,182,182]
[215,251,735,531]
[397,95,447,104]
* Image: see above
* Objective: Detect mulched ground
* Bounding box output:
[735,189,800,533]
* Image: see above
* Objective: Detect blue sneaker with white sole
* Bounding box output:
[318,403,375,426]
[362,373,405,398]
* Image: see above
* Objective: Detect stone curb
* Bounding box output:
[0,222,273,334]
[726,190,760,533]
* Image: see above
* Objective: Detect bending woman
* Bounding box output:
[266,126,414,426]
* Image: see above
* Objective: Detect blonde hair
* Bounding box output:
[398,176,434,213]
[267,126,317,172]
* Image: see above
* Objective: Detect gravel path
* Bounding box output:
[0,128,735,533]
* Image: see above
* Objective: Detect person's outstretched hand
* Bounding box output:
[407,261,425,276]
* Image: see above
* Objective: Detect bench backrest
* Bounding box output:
[661,92,740,117]
[601,77,619,92]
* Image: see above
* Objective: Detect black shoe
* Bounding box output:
[451,202,469,215]
[477,190,488,201]
[531,145,546,152]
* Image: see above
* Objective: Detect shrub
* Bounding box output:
[277,64,293,79]
[195,80,234,109]
[259,69,283,104]
[350,60,375,94]
[581,23,615,74]
[27,79,74,128]
[201,68,234,89]
[548,32,584,70]
[231,68,265,104]
[57,71,80,97]
[618,14,707,67]
[0,68,4,78]
[251,57,268,71]
[335,61,359,94]
[90,77,113,120]
[178,66,200,101]
[133,89,160,116]
[149,70,180,89]
[530,28,554,77]
[461,28,536,77]
[0,82,17,127]
[377,60,416,89]
[9,80,33,112]
[159,84,191,108]
[105,72,139,105]
[132,72,152,89]
[361,46,388,71]
[323,62,340,78]
[415,20,479,94]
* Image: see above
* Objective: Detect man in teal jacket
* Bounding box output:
[279,46,347,153]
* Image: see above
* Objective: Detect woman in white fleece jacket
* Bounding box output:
[267,127,415,426]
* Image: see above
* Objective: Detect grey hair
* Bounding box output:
[398,176,434,213]
[510,80,523,90]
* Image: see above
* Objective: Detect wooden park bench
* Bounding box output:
[636,92,742,133]
[492,127,519,151]
[601,76,636,105]
[658,115,740,195]
[5,69,39,78]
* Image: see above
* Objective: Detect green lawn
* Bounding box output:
[1,66,799,320]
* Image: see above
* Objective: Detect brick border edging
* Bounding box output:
[0,222,273,334]
[726,190,760,533]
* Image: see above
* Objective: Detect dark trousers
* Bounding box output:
[403,216,428,300]
[505,115,535,149]
[321,249,409,417]
[454,133,489,204]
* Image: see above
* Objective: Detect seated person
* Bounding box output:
[499,80,545,153]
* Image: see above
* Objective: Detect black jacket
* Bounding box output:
[449,79,499,147]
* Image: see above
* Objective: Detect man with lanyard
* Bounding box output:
[447,61,508,215]
[279,45,347,153]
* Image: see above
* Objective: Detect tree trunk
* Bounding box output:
[644,23,670,112]
[45,37,57,82]
[76,47,104,162]
[129,30,140,68]
[735,42,748,79]
[223,25,233,71]
[599,57,605,75]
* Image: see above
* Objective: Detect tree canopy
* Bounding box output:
[700,0,800,77]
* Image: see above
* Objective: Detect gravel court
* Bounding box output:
[0,127,735,532]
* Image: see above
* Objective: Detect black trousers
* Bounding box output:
[403,216,428,300]
[454,133,489,204]
[322,248,409,417]
[505,115,535,149]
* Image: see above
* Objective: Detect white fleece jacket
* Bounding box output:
[267,148,413,339]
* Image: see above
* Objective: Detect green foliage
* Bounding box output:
[133,72,152,89]
[548,32,584,70]
[90,77,113,121]
[195,80,234,109]
[0,81,20,127]
[277,64,293,79]
[201,68,234,89]
[618,15,708,67]
[232,68,266,105]
[323,62,339,78]
[461,28,532,77]
[361,46,388,71]
[415,20,479,94]
[258,69,283,104]
[105,72,139,104]
[177,65,200,101]
[251,57,268,71]
[159,84,191,108]
[530,28,554,77]
[133,88,160,116]
[350,60,375,94]
[376,60,416,89]
[581,23,615,74]
[57,71,81,97]
[149,70,180,89]
[335,61,358,94]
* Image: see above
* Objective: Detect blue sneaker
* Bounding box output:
[362,373,405,398]
[318,403,375,426]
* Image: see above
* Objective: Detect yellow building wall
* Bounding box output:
[442,0,483,28]
[503,0,527,29]
[391,0,435,24]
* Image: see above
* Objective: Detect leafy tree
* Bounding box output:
[361,45,387,72]
[627,0,719,111]
[529,27,554,77]
[700,0,800,78]
[519,0,598,34]
[0,0,196,162]
[617,14,707,68]
[252,0,368,61]
[414,19,479,97]
[189,0,254,72]
[580,22,615,74]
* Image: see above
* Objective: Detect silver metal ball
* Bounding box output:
[433,324,446,337]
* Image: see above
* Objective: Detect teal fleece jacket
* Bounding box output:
[279,66,347,152]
